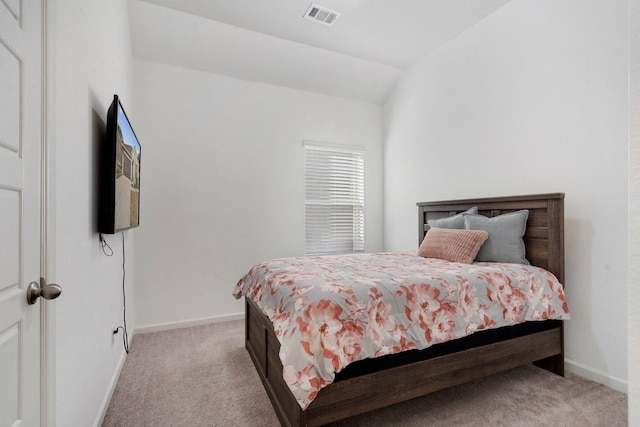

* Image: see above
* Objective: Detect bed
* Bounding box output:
[235,193,567,426]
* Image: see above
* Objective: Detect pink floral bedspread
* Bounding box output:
[232,252,570,409]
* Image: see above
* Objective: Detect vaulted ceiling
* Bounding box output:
[130,0,511,103]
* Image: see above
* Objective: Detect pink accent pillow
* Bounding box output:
[418,228,489,264]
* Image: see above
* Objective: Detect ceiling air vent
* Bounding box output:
[303,3,341,26]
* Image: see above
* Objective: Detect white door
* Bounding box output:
[0,1,48,426]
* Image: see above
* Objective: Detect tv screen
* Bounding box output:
[99,95,141,234]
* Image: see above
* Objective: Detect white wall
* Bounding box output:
[132,59,383,329]
[383,0,628,391]
[53,1,135,425]
[629,0,640,421]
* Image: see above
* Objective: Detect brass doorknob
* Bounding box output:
[26,279,62,305]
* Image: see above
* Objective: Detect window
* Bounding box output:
[304,142,365,255]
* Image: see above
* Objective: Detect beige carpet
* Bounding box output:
[103,320,627,427]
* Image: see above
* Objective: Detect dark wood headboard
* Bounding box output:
[417,193,565,284]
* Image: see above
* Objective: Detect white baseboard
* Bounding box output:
[565,358,628,394]
[134,312,245,335]
[93,349,128,427]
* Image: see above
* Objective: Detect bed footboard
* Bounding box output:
[246,298,306,426]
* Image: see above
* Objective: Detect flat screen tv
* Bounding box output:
[99,95,141,234]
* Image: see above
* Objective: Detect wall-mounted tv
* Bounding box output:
[99,95,141,234]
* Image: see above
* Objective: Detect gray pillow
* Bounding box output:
[464,210,530,264]
[428,206,478,229]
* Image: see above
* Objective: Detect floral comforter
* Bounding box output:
[232,252,570,409]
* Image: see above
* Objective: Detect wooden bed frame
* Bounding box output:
[245,193,565,426]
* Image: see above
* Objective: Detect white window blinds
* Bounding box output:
[304,142,365,255]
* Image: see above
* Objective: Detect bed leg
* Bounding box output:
[533,354,564,376]
[533,321,564,376]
